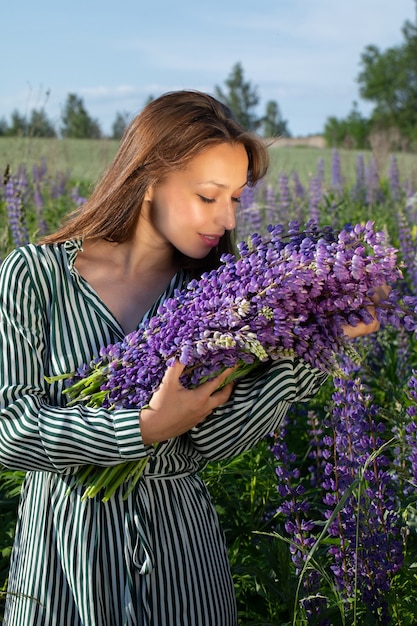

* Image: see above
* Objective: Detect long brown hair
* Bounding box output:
[41,90,269,271]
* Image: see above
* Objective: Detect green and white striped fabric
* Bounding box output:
[0,241,326,625]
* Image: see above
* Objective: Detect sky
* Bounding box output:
[2,0,416,137]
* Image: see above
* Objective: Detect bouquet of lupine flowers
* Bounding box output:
[50,220,417,500]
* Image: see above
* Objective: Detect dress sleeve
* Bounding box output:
[189,356,327,461]
[0,248,151,473]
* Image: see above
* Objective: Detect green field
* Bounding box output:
[2,136,417,189]
[0,137,119,185]
[269,144,417,187]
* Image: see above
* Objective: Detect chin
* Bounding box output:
[177,248,216,270]
[180,248,212,260]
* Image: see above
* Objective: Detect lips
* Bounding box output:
[199,234,221,248]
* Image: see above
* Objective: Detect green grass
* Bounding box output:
[2,136,417,191]
[267,145,417,187]
[0,137,119,184]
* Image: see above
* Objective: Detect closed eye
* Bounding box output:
[198,194,241,204]
[198,195,215,204]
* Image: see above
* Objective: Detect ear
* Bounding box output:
[144,185,154,202]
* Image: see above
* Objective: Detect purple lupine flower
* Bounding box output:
[33,182,49,237]
[270,427,325,619]
[239,185,255,212]
[306,410,328,488]
[388,155,401,202]
[365,158,382,205]
[321,376,403,621]
[33,184,44,214]
[29,160,51,236]
[356,153,365,189]
[270,368,408,623]
[51,171,70,199]
[71,186,87,207]
[32,157,48,184]
[271,428,316,572]
[403,417,417,490]
[265,184,278,226]
[403,179,415,200]
[331,149,343,194]
[393,372,417,491]
[57,220,417,416]
[308,177,322,224]
[32,176,50,236]
[289,171,307,225]
[13,165,31,212]
[278,173,291,221]
[396,211,417,293]
[351,153,365,202]
[4,173,30,248]
[406,193,417,252]
[51,220,417,512]
[291,170,306,202]
[236,185,262,240]
[317,157,325,183]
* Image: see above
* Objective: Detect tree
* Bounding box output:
[111,111,131,140]
[0,117,9,136]
[215,62,261,131]
[7,110,28,136]
[60,93,102,139]
[324,102,370,149]
[28,109,57,138]
[0,108,56,138]
[261,100,290,138]
[357,19,417,142]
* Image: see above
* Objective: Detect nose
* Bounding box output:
[216,199,237,232]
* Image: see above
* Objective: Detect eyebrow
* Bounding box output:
[197,180,247,189]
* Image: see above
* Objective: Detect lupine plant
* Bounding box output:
[0,160,87,262]
[1,149,417,624]
[208,149,417,625]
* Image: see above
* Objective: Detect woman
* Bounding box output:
[0,91,379,626]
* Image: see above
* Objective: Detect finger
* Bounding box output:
[212,380,235,397]
[162,359,185,383]
[203,366,238,394]
[342,317,380,338]
[191,372,220,394]
[208,381,235,409]
[370,284,391,304]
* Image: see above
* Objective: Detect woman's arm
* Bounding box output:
[189,356,327,461]
[0,248,151,473]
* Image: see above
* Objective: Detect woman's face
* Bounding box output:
[143,142,249,259]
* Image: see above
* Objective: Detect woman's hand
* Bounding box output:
[342,284,391,339]
[140,361,235,444]
[342,309,380,338]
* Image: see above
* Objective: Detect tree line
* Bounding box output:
[2,12,417,150]
[324,16,417,150]
[0,63,290,141]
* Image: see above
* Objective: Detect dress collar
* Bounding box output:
[63,239,83,273]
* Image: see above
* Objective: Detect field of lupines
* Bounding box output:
[1,147,417,625]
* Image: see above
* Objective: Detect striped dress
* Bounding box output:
[0,240,326,626]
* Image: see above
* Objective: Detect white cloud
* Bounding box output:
[1,0,415,136]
